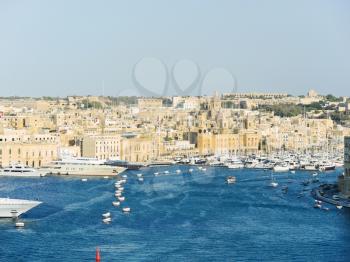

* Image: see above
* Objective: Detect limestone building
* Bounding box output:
[338,136,350,197]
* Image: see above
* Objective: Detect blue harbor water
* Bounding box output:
[1,166,349,261]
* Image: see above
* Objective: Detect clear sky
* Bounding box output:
[0,0,349,97]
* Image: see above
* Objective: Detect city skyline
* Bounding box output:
[1,0,350,97]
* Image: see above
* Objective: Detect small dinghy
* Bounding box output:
[103,217,111,223]
[112,201,120,207]
[138,177,144,182]
[122,207,131,213]
[270,181,278,188]
[336,205,343,209]
[202,168,207,171]
[102,212,111,218]
[154,172,159,176]
[290,170,296,174]
[115,192,122,197]
[227,176,236,184]
[103,176,109,179]
[314,203,322,209]
[81,178,88,182]
[15,222,25,228]
[118,196,125,201]
[164,171,169,174]
[137,173,143,178]
[176,170,181,174]
[122,175,128,178]
[189,169,193,173]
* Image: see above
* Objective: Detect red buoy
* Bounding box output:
[96,247,101,262]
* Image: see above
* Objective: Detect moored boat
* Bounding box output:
[0,198,42,218]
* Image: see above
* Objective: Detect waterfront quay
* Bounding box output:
[312,184,350,208]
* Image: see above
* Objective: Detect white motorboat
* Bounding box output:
[226,163,244,169]
[227,176,236,184]
[318,162,336,171]
[273,164,290,172]
[164,171,169,174]
[81,178,88,182]
[118,196,125,201]
[0,198,42,218]
[304,163,319,171]
[225,157,245,169]
[270,181,278,188]
[122,207,131,213]
[0,164,47,177]
[15,222,25,228]
[102,212,111,218]
[115,192,122,197]
[336,205,343,209]
[138,177,144,182]
[136,173,143,178]
[188,169,193,173]
[176,170,181,174]
[112,201,120,207]
[314,203,322,209]
[103,217,111,223]
[226,159,244,169]
[269,174,278,187]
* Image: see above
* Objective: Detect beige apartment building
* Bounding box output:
[0,131,59,168]
[120,135,156,163]
[81,135,121,160]
[197,129,260,155]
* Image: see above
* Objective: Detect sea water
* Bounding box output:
[0,167,349,261]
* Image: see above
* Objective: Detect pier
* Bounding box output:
[311,184,350,208]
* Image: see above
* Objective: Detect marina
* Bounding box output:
[0,166,349,261]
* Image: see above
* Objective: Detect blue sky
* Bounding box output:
[0,0,349,97]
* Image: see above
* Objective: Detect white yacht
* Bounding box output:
[226,159,245,169]
[0,164,47,177]
[41,157,126,176]
[0,198,42,218]
[273,164,290,172]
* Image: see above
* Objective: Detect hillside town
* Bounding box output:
[1,90,349,168]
